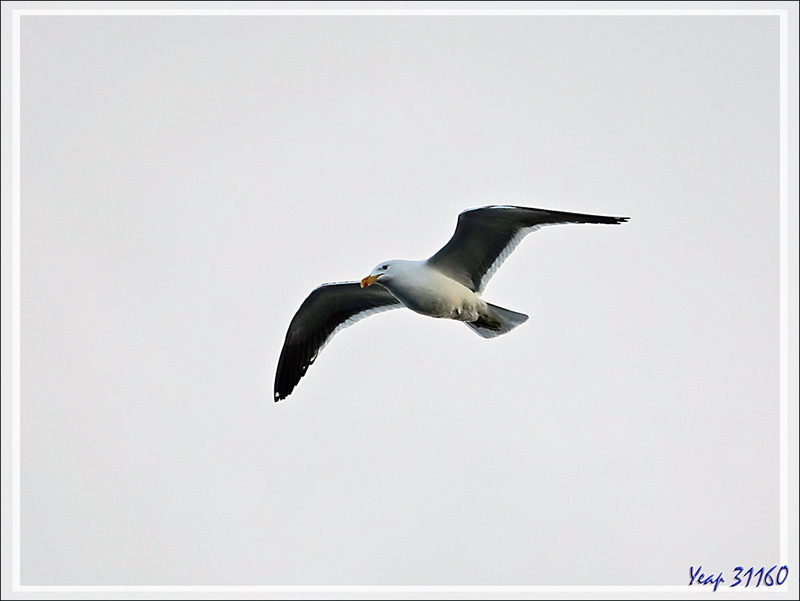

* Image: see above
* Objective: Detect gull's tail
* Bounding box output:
[466,303,529,339]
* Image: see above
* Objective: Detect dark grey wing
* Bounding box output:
[427,206,629,293]
[274,282,403,401]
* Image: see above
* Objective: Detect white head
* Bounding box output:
[360,260,398,288]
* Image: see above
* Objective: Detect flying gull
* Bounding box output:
[274,205,628,401]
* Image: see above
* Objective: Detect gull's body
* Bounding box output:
[375,260,482,321]
[274,205,629,401]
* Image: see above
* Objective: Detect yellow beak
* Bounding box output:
[360,274,381,288]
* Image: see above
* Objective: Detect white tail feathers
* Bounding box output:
[465,303,529,339]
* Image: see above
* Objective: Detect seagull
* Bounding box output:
[274,205,629,401]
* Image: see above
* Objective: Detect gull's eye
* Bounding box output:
[381,264,388,270]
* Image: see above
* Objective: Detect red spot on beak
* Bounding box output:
[360,274,380,288]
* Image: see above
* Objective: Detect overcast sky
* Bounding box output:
[14,8,794,588]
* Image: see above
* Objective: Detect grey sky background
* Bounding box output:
[17,12,787,586]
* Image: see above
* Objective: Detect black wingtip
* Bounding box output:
[532,208,630,226]
[588,214,629,225]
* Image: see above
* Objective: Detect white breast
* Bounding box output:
[383,261,482,320]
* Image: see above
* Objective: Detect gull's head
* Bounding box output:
[361,261,394,288]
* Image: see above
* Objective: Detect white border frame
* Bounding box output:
[3,2,797,597]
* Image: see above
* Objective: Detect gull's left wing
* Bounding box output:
[426,206,629,293]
